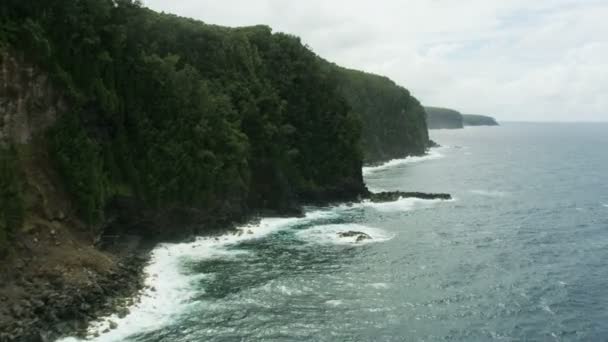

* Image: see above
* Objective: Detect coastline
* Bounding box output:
[0,148,448,342]
[56,191,452,341]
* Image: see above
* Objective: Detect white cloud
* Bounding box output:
[144,0,608,122]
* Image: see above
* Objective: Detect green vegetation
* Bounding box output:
[0,0,367,225]
[462,114,499,126]
[332,66,430,163]
[424,107,464,129]
[0,145,24,254]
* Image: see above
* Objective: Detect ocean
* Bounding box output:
[61,123,608,341]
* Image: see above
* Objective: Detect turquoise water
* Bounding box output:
[63,123,608,341]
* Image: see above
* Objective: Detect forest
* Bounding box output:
[332,66,430,163]
[0,0,430,253]
[425,106,465,129]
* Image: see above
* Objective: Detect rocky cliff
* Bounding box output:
[0,49,153,342]
[462,114,499,126]
[333,66,431,164]
[0,1,371,338]
[424,106,464,129]
[0,0,439,339]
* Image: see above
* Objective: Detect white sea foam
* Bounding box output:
[360,197,448,212]
[324,195,450,216]
[470,189,509,198]
[58,195,447,341]
[602,203,608,208]
[541,304,555,315]
[295,223,394,246]
[369,283,390,289]
[325,299,344,306]
[58,212,327,342]
[362,149,444,176]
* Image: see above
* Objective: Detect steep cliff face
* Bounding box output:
[424,107,464,129]
[0,50,145,342]
[462,114,499,126]
[0,1,371,336]
[0,51,65,146]
[0,50,75,252]
[333,66,430,164]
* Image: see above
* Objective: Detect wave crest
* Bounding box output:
[295,224,394,246]
[363,149,444,176]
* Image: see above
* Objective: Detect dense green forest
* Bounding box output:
[0,0,436,252]
[332,66,430,163]
[0,0,366,231]
[424,106,464,129]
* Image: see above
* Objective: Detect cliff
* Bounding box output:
[333,66,431,164]
[0,1,438,339]
[0,1,371,339]
[462,114,499,126]
[424,107,464,129]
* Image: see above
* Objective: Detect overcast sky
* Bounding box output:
[144,0,608,122]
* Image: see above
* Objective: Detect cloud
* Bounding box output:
[143,0,608,122]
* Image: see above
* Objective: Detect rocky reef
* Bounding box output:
[338,231,372,243]
[367,191,452,202]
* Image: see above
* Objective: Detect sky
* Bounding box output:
[143,0,608,122]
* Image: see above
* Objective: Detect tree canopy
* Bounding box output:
[0,0,366,227]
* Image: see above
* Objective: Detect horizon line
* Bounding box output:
[497,120,608,124]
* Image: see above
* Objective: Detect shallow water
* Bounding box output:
[61,123,608,341]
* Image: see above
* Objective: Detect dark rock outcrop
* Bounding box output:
[367,191,452,202]
[338,231,372,243]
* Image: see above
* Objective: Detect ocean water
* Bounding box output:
[61,123,608,341]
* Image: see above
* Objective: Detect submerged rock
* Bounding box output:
[338,231,372,243]
[356,235,371,243]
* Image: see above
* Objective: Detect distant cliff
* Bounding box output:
[462,114,499,126]
[424,107,464,129]
[425,107,499,129]
[333,66,430,164]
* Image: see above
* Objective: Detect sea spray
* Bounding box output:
[57,209,345,342]
[362,148,445,176]
[295,224,395,246]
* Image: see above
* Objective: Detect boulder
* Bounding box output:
[338,231,372,243]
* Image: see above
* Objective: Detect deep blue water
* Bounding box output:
[64,123,608,342]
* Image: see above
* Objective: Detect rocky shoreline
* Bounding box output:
[0,191,451,342]
[0,251,149,342]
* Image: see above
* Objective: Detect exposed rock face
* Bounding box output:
[0,50,66,147]
[424,107,464,130]
[0,50,150,342]
[462,114,499,126]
